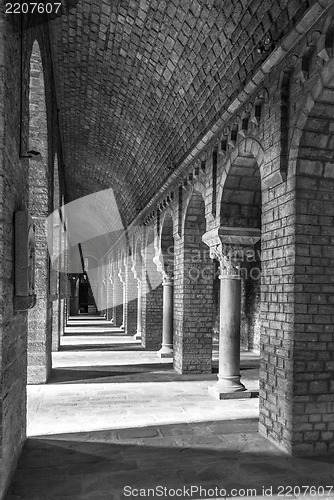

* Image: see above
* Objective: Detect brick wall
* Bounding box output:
[0,12,61,497]
[125,256,138,336]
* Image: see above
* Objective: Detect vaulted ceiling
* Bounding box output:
[50,0,311,228]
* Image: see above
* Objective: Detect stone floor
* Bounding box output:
[6,317,334,500]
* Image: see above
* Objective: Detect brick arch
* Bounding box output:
[159,206,174,239]
[181,181,206,235]
[132,232,143,280]
[218,140,263,229]
[217,140,262,354]
[289,57,334,177]
[160,210,174,276]
[217,138,264,225]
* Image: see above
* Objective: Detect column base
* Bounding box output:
[157,345,173,358]
[120,323,125,330]
[133,331,142,340]
[208,375,252,400]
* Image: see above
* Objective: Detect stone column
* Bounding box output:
[203,226,260,399]
[210,247,245,397]
[157,273,173,358]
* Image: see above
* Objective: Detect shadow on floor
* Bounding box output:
[48,363,222,384]
[48,364,261,385]
[59,343,151,352]
[7,420,334,500]
[64,331,126,336]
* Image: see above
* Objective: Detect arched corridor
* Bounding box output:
[2,2,334,499]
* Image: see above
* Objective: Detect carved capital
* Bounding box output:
[162,273,173,286]
[154,251,174,280]
[118,269,125,284]
[203,226,261,248]
[210,243,243,277]
[203,226,261,278]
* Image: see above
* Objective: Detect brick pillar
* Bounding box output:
[51,296,60,352]
[260,93,334,455]
[131,246,143,339]
[113,267,123,327]
[173,193,214,374]
[59,298,65,337]
[106,274,114,322]
[27,217,52,384]
[141,236,163,349]
[290,113,334,455]
[125,257,137,336]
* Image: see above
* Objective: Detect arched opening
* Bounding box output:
[207,152,262,398]
[174,190,214,373]
[27,40,51,384]
[220,155,262,353]
[132,237,143,339]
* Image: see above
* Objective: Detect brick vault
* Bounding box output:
[1,0,334,497]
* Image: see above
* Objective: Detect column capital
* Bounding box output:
[153,251,174,282]
[210,243,242,277]
[162,272,173,286]
[202,226,261,248]
[118,268,125,284]
[203,226,261,278]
